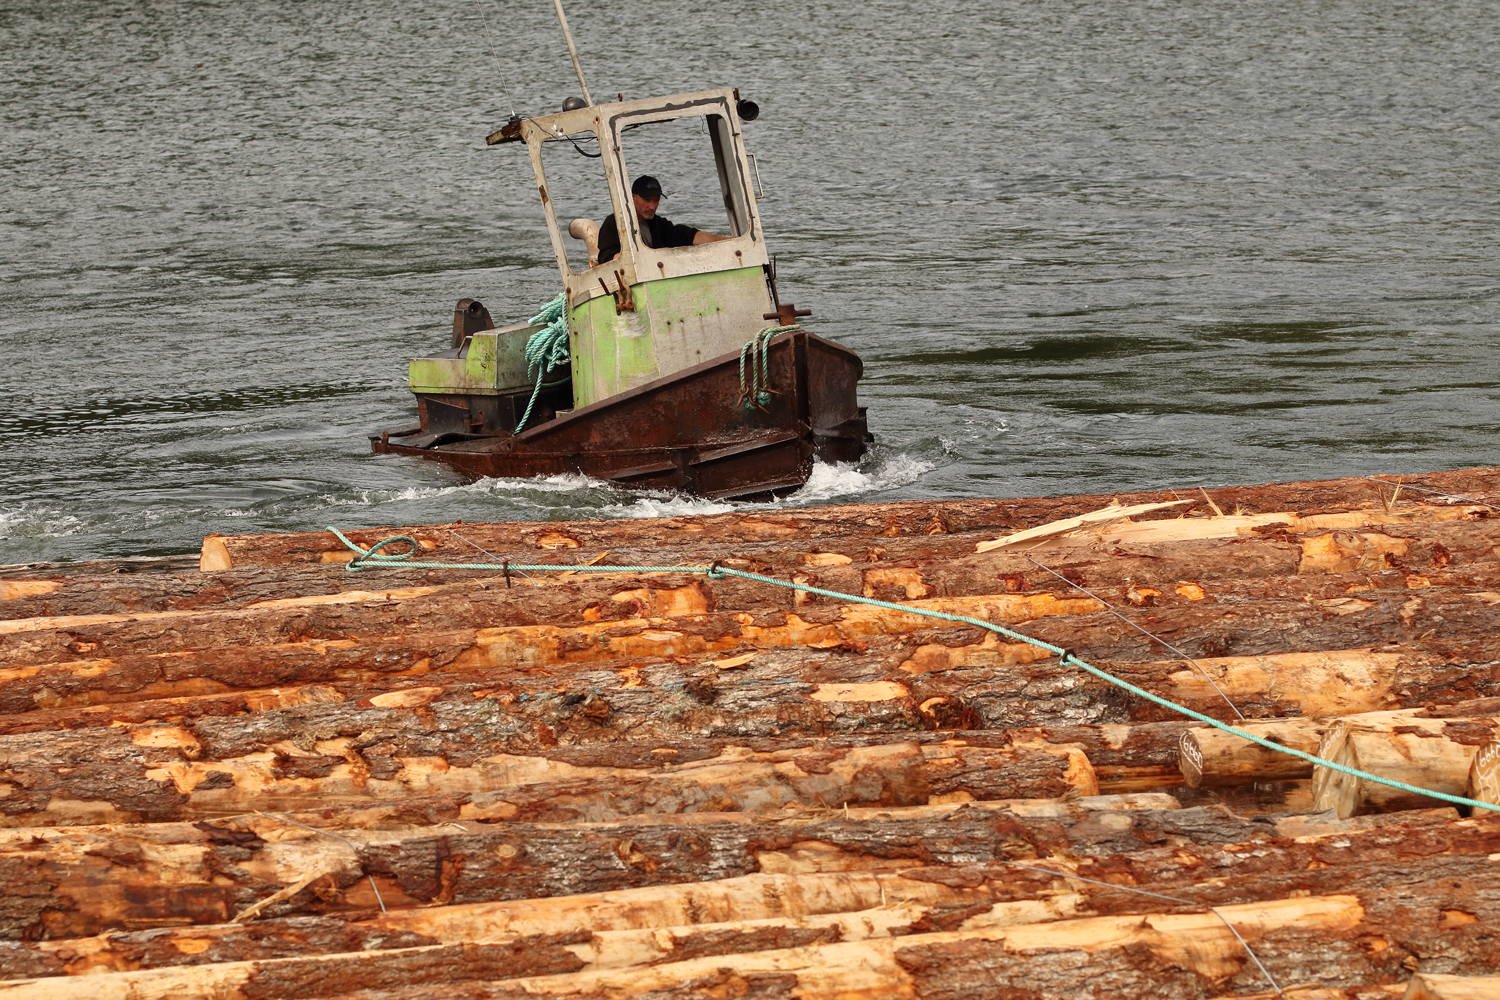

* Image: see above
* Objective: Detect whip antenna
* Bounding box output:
[472,0,516,118]
[552,0,593,107]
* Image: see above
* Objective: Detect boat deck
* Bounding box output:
[1,468,1499,998]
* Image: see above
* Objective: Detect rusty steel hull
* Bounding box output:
[371,329,869,500]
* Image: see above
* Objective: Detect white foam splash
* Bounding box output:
[321,473,617,509]
[601,453,934,519]
[0,504,86,540]
[608,494,739,519]
[788,453,934,502]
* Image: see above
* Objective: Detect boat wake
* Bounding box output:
[0,451,934,565]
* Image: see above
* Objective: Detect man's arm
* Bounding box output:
[691,231,729,245]
[596,213,621,264]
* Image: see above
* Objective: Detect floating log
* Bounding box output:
[8,587,1500,733]
[11,515,1500,636]
[0,869,993,977]
[197,466,1500,570]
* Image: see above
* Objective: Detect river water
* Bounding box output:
[3,0,1498,562]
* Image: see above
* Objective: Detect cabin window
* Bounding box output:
[538,127,612,275]
[615,113,750,252]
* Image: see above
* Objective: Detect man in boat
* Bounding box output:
[596,175,728,264]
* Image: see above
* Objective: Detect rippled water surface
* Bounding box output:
[3,0,1498,561]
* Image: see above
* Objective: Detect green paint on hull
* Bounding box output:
[569,267,773,408]
[408,325,539,395]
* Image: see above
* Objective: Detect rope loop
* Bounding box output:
[515,293,572,433]
[361,535,420,563]
[738,324,799,411]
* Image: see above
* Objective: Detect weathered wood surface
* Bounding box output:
[11,531,1500,641]
[0,794,1201,939]
[5,586,1500,729]
[4,809,1496,986]
[0,719,1102,828]
[13,881,1494,1000]
[5,470,1500,996]
[0,898,1376,998]
[5,493,1497,624]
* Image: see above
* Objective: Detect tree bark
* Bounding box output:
[6,587,1500,732]
[3,805,1490,978]
[23,891,1447,1000]
[0,794,1203,940]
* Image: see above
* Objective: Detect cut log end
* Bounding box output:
[1178,730,1205,788]
[199,536,233,573]
[1469,738,1500,812]
[1312,719,1361,819]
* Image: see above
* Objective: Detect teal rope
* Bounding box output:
[514,293,572,433]
[738,325,797,410]
[327,528,705,575]
[325,526,1499,815]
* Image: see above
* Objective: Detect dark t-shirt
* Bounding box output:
[596,212,699,264]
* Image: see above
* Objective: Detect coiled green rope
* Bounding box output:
[514,293,572,433]
[738,325,798,410]
[326,526,1499,815]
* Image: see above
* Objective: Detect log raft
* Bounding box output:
[2,466,1500,997]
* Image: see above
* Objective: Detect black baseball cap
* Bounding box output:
[632,175,665,199]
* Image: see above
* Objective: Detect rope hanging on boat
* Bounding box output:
[515,293,572,433]
[738,324,798,411]
[325,524,1500,817]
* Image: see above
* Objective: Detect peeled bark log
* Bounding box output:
[0,794,1191,939]
[1406,973,1500,1000]
[1311,715,1499,818]
[7,585,1500,734]
[13,516,1500,639]
[0,713,1100,828]
[1179,705,1500,790]
[288,896,1387,1000]
[6,806,1492,980]
[2,890,1478,1000]
[15,522,1500,672]
[2,899,1097,998]
[0,870,993,978]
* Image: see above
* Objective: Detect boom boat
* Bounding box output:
[371,88,871,500]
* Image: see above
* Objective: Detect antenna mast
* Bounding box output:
[552,0,594,107]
